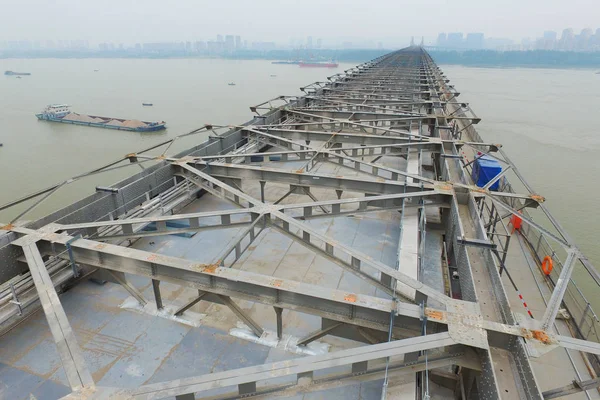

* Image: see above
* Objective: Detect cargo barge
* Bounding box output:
[299,61,339,68]
[4,70,31,76]
[35,104,166,132]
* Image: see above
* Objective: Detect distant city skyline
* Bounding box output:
[5,27,600,55]
[0,34,387,53]
[434,27,600,52]
[1,0,599,46]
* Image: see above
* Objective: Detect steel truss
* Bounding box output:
[2,47,600,400]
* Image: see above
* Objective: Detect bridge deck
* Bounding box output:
[1,47,599,400]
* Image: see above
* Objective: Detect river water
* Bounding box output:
[1,59,599,270]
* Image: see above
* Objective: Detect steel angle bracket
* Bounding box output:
[456,236,497,250]
[65,234,82,278]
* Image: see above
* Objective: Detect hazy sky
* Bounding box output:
[2,0,599,45]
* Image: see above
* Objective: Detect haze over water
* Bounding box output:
[1,58,599,271]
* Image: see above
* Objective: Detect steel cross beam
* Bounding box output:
[242,126,436,183]
[21,231,426,337]
[17,217,580,359]
[541,249,579,331]
[13,238,94,391]
[287,108,429,122]
[281,108,431,139]
[181,142,441,164]
[47,192,448,242]
[246,127,422,146]
[54,208,258,234]
[118,332,460,400]
[173,162,449,305]
[184,161,433,196]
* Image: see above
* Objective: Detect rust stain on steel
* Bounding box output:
[295,169,305,173]
[202,263,219,274]
[0,224,14,230]
[520,328,551,344]
[520,328,532,339]
[531,194,545,203]
[271,279,283,287]
[147,254,159,262]
[531,330,551,344]
[344,294,357,303]
[95,243,107,249]
[425,309,445,321]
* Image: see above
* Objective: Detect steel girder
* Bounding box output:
[1,47,598,400]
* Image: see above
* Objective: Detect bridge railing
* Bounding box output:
[461,119,600,373]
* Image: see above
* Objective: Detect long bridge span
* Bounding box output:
[1,47,600,399]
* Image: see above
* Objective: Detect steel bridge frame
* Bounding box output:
[1,47,600,400]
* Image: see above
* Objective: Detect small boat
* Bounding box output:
[142,103,153,106]
[16,76,22,79]
[35,104,166,132]
[270,75,277,77]
[94,69,99,72]
[228,82,236,86]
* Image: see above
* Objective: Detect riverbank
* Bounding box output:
[3,49,600,68]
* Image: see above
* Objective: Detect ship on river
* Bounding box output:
[5,70,31,76]
[298,61,339,68]
[35,104,166,132]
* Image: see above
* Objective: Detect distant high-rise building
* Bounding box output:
[592,29,600,49]
[410,36,415,46]
[206,41,218,52]
[436,33,447,47]
[244,40,248,49]
[217,34,223,43]
[195,41,206,51]
[225,35,234,50]
[447,33,463,48]
[306,36,313,48]
[235,35,241,49]
[316,38,322,49]
[559,28,575,50]
[466,33,484,49]
[578,28,594,50]
[420,37,424,47]
[536,31,558,50]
